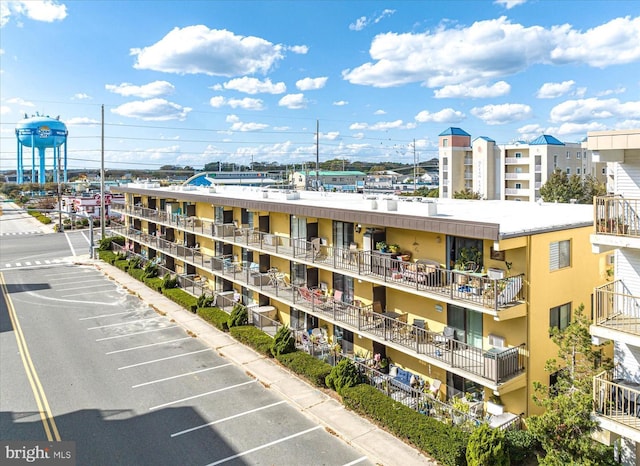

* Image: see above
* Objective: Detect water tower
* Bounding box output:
[15,114,68,185]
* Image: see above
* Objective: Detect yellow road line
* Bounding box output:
[0,272,61,441]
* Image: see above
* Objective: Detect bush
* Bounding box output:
[504,429,540,464]
[228,303,248,328]
[129,267,145,282]
[129,256,142,270]
[275,352,332,388]
[325,358,361,395]
[198,306,230,332]
[39,215,52,224]
[162,287,198,312]
[98,250,117,263]
[270,326,296,357]
[114,259,129,271]
[162,273,178,289]
[143,276,163,292]
[99,235,125,251]
[142,262,158,279]
[228,325,274,355]
[197,294,214,308]
[341,384,469,466]
[466,423,509,466]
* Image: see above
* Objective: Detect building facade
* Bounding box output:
[439,127,606,202]
[589,129,640,464]
[111,184,607,424]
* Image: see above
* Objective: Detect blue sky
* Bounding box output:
[1,0,639,172]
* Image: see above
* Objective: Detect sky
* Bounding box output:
[1,0,639,172]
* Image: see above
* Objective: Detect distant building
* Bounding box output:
[439,127,606,201]
[291,170,366,191]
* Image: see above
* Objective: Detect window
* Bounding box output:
[549,240,571,270]
[550,302,571,331]
[515,182,522,189]
[442,138,449,147]
[576,168,581,175]
[577,151,581,159]
[553,155,558,168]
[514,152,522,158]
[566,167,571,175]
[602,167,606,175]
[566,151,571,159]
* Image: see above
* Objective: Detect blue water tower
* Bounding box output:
[16,114,68,184]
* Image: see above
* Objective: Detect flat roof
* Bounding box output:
[115,183,593,241]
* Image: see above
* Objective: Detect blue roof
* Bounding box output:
[529,135,564,146]
[473,136,495,143]
[439,127,470,137]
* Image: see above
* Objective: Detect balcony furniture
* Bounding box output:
[401,259,443,285]
[433,326,456,353]
[311,237,327,260]
[388,365,413,390]
[497,276,523,305]
[612,380,640,416]
[299,287,326,307]
[251,305,277,326]
[263,234,279,246]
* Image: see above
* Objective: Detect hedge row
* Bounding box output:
[197,306,230,331]
[228,325,274,356]
[162,287,198,312]
[341,384,469,466]
[275,352,333,388]
[27,209,52,224]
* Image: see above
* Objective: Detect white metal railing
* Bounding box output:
[594,280,640,336]
[594,196,640,238]
[594,367,640,431]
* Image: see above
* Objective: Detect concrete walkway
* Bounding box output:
[83,257,437,466]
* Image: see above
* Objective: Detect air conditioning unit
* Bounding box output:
[488,334,505,348]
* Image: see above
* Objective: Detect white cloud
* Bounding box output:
[1,105,10,114]
[597,86,626,96]
[374,109,386,115]
[209,96,226,108]
[470,103,533,125]
[1,1,67,27]
[320,131,340,141]
[549,97,640,123]
[349,9,396,31]
[343,16,640,89]
[278,93,307,109]
[289,45,309,54]
[218,77,286,94]
[415,108,466,123]
[65,116,100,126]
[333,100,348,106]
[105,81,175,98]
[111,98,191,121]
[131,25,284,77]
[227,97,264,110]
[494,0,527,9]
[72,93,91,100]
[296,76,328,91]
[434,81,511,99]
[536,80,575,99]
[6,97,35,107]
[516,124,545,141]
[349,120,405,131]
[225,114,268,132]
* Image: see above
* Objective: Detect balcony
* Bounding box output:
[109,225,527,390]
[504,173,529,180]
[505,157,529,165]
[109,218,526,319]
[593,367,640,442]
[592,196,640,251]
[592,280,640,347]
[504,188,530,196]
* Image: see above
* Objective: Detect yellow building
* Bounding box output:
[111,184,606,423]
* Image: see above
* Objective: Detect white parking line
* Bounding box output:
[171,400,287,437]
[62,283,113,293]
[88,316,160,330]
[117,348,212,370]
[106,337,192,354]
[132,364,232,388]
[342,457,369,466]
[80,311,140,321]
[65,287,116,298]
[205,426,323,465]
[96,326,178,341]
[149,380,255,411]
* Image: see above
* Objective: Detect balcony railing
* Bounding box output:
[594,367,640,432]
[109,209,526,315]
[594,196,640,238]
[594,280,640,336]
[505,157,528,164]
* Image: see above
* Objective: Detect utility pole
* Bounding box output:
[315,119,319,190]
[413,138,417,193]
[57,148,62,233]
[100,104,105,240]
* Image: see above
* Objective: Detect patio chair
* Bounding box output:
[311,237,326,260]
[497,275,523,305]
[433,326,456,350]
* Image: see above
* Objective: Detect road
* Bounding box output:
[0,204,372,465]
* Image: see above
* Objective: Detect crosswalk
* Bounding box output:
[3,258,68,269]
[0,231,42,236]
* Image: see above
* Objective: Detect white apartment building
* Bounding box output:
[439,127,605,202]
[589,129,640,465]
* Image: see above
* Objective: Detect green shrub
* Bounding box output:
[129,256,142,270]
[162,287,198,312]
[39,215,52,224]
[197,294,214,308]
[143,276,163,292]
[325,358,361,395]
[275,352,332,388]
[270,326,295,357]
[197,306,230,332]
[466,423,509,466]
[228,303,248,328]
[114,259,129,271]
[99,235,125,251]
[99,250,117,263]
[129,267,145,282]
[341,384,469,466]
[162,273,178,289]
[504,429,539,464]
[229,325,274,355]
[142,262,158,279]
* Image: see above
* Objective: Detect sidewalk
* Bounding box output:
[85,257,436,466]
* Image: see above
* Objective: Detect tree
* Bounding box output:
[453,188,482,199]
[466,423,509,466]
[540,170,606,204]
[528,304,615,465]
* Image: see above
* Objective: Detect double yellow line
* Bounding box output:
[0,273,61,441]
